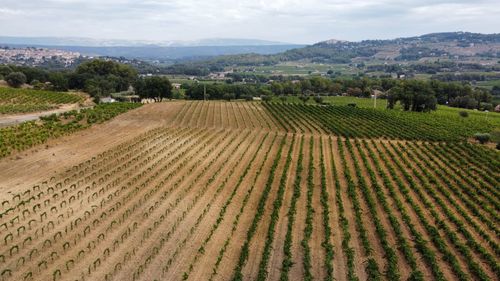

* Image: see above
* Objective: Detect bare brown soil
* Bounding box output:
[0,101,497,281]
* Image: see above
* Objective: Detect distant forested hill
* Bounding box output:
[167,32,500,71]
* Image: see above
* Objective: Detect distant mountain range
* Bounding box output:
[191,32,500,68]
[1,32,499,64]
[0,36,296,47]
[0,36,304,60]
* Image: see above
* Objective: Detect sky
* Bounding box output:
[0,0,499,44]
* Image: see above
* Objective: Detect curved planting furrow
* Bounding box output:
[239,134,296,279]
[170,101,189,125]
[282,103,322,133]
[325,136,358,281]
[185,101,202,127]
[264,103,304,133]
[286,104,323,133]
[157,130,263,279]
[7,128,217,281]
[338,138,382,280]
[441,143,499,188]
[370,140,448,281]
[210,101,219,128]
[33,128,230,281]
[261,103,295,133]
[251,102,279,131]
[180,132,270,279]
[278,135,304,281]
[21,128,218,281]
[231,135,287,281]
[191,101,205,128]
[426,143,500,209]
[400,142,499,279]
[346,139,401,280]
[203,101,214,127]
[0,127,196,275]
[0,126,182,217]
[238,103,255,129]
[305,105,358,138]
[318,137,334,281]
[239,103,258,129]
[82,129,237,281]
[272,104,313,134]
[0,127,190,237]
[414,142,500,235]
[383,141,484,281]
[231,103,244,129]
[360,140,428,280]
[457,143,500,174]
[254,134,296,281]
[115,130,254,280]
[301,136,317,280]
[176,101,197,127]
[289,104,328,134]
[206,133,279,281]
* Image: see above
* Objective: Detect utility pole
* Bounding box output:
[373,90,377,109]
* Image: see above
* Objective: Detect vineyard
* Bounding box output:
[0,103,142,158]
[0,88,84,115]
[0,101,498,281]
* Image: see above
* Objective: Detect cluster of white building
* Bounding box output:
[0,47,81,66]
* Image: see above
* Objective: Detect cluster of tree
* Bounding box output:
[431,73,500,82]
[0,60,174,100]
[134,76,172,99]
[366,61,500,76]
[387,80,437,112]
[265,76,494,111]
[185,83,258,100]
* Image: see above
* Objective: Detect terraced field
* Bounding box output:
[0,101,498,281]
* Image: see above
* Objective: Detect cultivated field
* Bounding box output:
[0,101,498,281]
[0,88,84,115]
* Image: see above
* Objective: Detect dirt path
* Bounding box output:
[0,103,86,128]
[0,102,185,201]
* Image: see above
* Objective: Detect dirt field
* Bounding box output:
[0,101,498,281]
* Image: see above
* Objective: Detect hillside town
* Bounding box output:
[0,46,82,67]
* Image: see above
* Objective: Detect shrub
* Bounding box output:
[458,111,469,118]
[474,133,490,144]
[347,103,357,107]
[6,72,27,88]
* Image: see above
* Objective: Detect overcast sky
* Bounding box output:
[0,0,499,44]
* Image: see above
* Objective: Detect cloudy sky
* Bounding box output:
[0,0,499,44]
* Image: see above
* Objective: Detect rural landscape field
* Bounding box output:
[1,1,500,280]
[0,99,498,281]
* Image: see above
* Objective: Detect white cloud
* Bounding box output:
[0,0,498,43]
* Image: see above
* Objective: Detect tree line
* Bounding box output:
[1,60,495,111]
[0,60,172,101]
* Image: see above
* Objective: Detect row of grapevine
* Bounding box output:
[262,102,497,141]
[0,103,142,158]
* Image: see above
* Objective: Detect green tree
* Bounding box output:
[5,72,27,88]
[0,65,13,77]
[134,76,172,99]
[387,80,436,112]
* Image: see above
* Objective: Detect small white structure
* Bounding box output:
[100,97,116,103]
